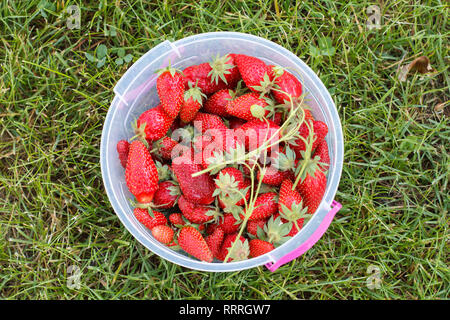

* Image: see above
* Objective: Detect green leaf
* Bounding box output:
[115,57,124,65]
[96,57,106,68]
[124,54,133,63]
[117,48,125,57]
[96,44,108,59]
[85,52,96,62]
[108,26,117,37]
[318,37,336,56]
[309,45,321,58]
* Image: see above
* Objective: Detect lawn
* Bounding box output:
[0,0,448,300]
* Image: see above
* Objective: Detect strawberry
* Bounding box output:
[227,117,246,129]
[215,170,251,210]
[152,181,180,209]
[278,179,308,236]
[192,112,228,134]
[180,82,206,123]
[216,212,241,234]
[133,208,167,230]
[216,233,249,262]
[155,136,178,160]
[269,111,283,126]
[116,140,129,168]
[156,66,185,119]
[294,156,327,215]
[234,54,270,93]
[214,167,245,196]
[257,166,290,186]
[269,66,303,105]
[247,218,267,237]
[291,120,328,156]
[178,226,213,262]
[249,239,274,257]
[183,63,227,95]
[125,140,159,203]
[168,212,186,227]
[225,92,269,121]
[237,119,280,151]
[205,226,225,258]
[135,105,174,142]
[178,195,221,224]
[208,53,241,89]
[243,192,278,221]
[183,54,240,95]
[172,154,216,204]
[257,214,292,246]
[203,89,234,117]
[193,134,211,151]
[151,224,174,245]
[313,139,330,172]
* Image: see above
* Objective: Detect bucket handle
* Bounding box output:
[265,200,342,272]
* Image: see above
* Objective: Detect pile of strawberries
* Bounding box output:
[116,53,330,263]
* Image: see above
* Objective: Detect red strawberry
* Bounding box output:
[133,208,167,230]
[291,120,328,156]
[313,139,330,172]
[234,54,270,93]
[214,167,245,191]
[249,239,275,257]
[215,169,250,207]
[172,155,216,204]
[270,66,303,105]
[178,226,213,262]
[205,226,225,258]
[151,224,174,245]
[135,105,174,142]
[225,92,269,121]
[155,136,178,160]
[227,117,246,129]
[168,212,186,227]
[116,140,129,168]
[237,119,280,151]
[216,213,241,234]
[269,111,283,126]
[243,192,278,221]
[206,223,218,235]
[203,89,234,117]
[156,66,185,119]
[125,140,159,203]
[193,112,228,134]
[184,54,240,95]
[209,53,241,89]
[257,166,290,186]
[180,82,206,123]
[295,158,327,215]
[153,181,180,209]
[278,179,307,236]
[183,63,227,95]
[247,218,267,237]
[216,233,249,262]
[178,195,220,224]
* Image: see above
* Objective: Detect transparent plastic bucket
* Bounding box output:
[100,32,344,272]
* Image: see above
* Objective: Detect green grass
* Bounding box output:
[0,0,449,300]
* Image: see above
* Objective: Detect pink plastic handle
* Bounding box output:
[265,200,342,272]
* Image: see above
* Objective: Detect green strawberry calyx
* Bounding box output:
[184,81,206,104]
[208,53,235,85]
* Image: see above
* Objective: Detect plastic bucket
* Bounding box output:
[100,32,344,272]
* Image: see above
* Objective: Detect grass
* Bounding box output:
[0,0,448,300]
